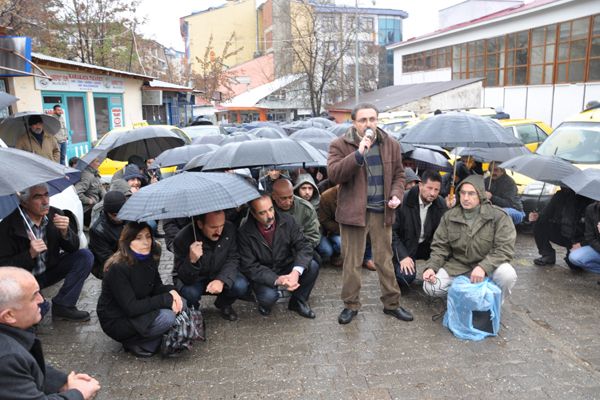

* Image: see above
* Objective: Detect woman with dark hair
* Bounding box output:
[97,222,183,357]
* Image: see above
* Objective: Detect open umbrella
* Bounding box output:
[499,154,579,185]
[561,168,600,201]
[117,172,260,222]
[456,146,531,163]
[0,92,18,109]
[0,111,61,147]
[248,127,287,139]
[404,147,452,171]
[155,144,219,168]
[328,123,352,137]
[202,138,327,171]
[192,134,226,145]
[94,125,186,161]
[307,117,335,128]
[402,112,522,148]
[183,150,218,171]
[289,128,336,152]
[220,132,258,145]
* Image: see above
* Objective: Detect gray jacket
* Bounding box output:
[0,323,83,399]
[75,166,105,212]
[484,172,523,211]
[293,173,320,210]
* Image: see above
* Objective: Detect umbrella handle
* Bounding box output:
[534,182,547,212]
[18,206,37,240]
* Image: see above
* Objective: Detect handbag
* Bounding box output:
[160,307,206,357]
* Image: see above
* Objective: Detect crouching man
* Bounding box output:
[422,176,517,302]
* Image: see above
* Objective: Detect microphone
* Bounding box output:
[365,128,374,140]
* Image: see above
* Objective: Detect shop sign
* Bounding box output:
[111,107,123,127]
[35,69,125,93]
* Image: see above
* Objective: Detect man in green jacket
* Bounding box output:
[422,175,517,300]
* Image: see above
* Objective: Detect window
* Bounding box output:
[504,30,529,85]
[404,47,451,73]
[589,15,600,81]
[378,17,401,45]
[529,25,556,84]
[359,16,373,32]
[515,124,549,144]
[557,17,589,82]
[320,15,336,32]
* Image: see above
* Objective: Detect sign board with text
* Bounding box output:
[35,69,125,93]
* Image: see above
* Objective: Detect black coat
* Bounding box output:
[96,258,174,342]
[484,173,523,211]
[88,211,124,278]
[172,221,239,288]
[163,217,190,253]
[540,187,592,245]
[237,211,312,286]
[583,202,600,253]
[392,185,447,260]
[0,206,79,272]
[0,323,82,400]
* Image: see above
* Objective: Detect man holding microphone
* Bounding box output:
[328,103,413,324]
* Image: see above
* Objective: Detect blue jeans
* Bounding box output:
[128,309,176,352]
[252,260,319,309]
[504,208,526,225]
[317,235,341,261]
[363,240,372,262]
[179,273,249,309]
[59,141,67,165]
[36,249,93,308]
[569,246,600,273]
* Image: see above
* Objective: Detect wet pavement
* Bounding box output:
[38,231,600,399]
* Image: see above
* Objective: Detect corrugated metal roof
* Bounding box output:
[222,74,303,108]
[146,79,192,91]
[328,79,483,112]
[32,52,154,80]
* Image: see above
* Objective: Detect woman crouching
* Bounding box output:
[97,221,183,357]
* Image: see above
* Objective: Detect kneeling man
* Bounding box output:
[422,175,517,301]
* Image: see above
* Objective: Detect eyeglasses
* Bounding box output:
[356,117,378,124]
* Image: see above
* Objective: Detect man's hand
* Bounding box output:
[387,195,401,209]
[206,279,224,294]
[571,242,582,251]
[52,214,70,237]
[470,266,486,283]
[399,257,415,275]
[446,194,456,208]
[86,197,97,206]
[28,231,47,258]
[275,270,300,291]
[189,241,203,263]
[358,135,372,155]
[485,191,493,200]
[423,268,436,283]
[169,290,183,313]
[529,211,539,222]
[64,371,101,400]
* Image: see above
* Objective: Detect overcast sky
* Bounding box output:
[137,0,467,52]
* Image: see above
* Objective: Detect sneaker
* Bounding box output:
[51,303,90,322]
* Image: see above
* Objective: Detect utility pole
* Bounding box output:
[354,0,359,104]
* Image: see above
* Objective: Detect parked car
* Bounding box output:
[181,125,228,140]
[498,119,553,152]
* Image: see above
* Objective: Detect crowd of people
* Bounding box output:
[1,102,600,399]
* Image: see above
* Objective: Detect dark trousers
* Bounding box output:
[534,218,571,257]
[179,273,249,309]
[124,309,176,353]
[394,241,431,287]
[36,249,93,308]
[251,259,319,309]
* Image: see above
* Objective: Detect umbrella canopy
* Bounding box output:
[95,125,187,161]
[328,123,352,137]
[220,132,258,145]
[404,147,452,171]
[561,168,600,201]
[281,120,314,134]
[191,134,226,145]
[499,154,579,185]
[202,138,327,171]
[402,112,523,148]
[243,122,285,133]
[248,127,288,139]
[0,92,18,109]
[183,150,218,171]
[456,146,531,163]
[289,128,337,152]
[155,144,219,168]
[117,172,260,222]
[0,112,61,147]
[307,117,335,128]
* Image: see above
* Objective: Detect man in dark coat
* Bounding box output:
[173,210,249,321]
[568,201,600,273]
[484,163,525,225]
[530,187,593,268]
[89,191,127,279]
[0,184,93,321]
[393,170,447,294]
[238,194,318,318]
[0,267,100,399]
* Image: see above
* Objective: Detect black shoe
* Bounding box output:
[533,255,555,266]
[123,344,154,358]
[399,283,411,296]
[258,305,271,316]
[383,307,414,321]
[338,308,358,324]
[217,305,238,321]
[288,298,315,319]
[51,304,90,322]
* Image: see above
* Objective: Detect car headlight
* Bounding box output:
[522,181,557,196]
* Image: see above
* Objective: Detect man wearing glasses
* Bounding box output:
[422,175,517,301]
[328,103,413,324]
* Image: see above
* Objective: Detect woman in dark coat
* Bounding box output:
[97,222,183,358]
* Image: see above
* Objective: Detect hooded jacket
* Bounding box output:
[484,171,523,211]
[294,173,320,210]
[75,166,106,212]
[273,195,321,249]
[328,126,405,227]
[423,175,516,277]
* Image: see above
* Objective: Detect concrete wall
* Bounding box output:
[10,76,42,112]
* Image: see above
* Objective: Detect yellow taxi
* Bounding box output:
[95,123,191,182]
[497,119,553,152]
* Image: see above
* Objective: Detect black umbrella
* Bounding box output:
[155,144,219,168]
[561,169,600,201]
[402,112,523,148]
[307,117,335,128]
[202,138,327,171]
[183,150,218,171]
[220,132,258,145]
[248,127,287,139]
[289,128,336,152]
[404,147,452,171]
[456,146,531,163]
[0,111,61,147]
[192,134,226,145]
[94,125,187,161]
[281,120,313,134]
[499,154,579,185]
[117,172,260,222]
[328,123,352,137]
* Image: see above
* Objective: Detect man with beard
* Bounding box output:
[16,115,60,163]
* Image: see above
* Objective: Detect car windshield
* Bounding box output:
[182,126,222,139]
[383,122,408,133]
[536,122,600,163]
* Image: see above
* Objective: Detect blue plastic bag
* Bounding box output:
[443,276,502,341]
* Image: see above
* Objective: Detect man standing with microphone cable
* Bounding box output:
[328,103,413,324]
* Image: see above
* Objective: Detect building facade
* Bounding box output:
[388,0,600,126]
